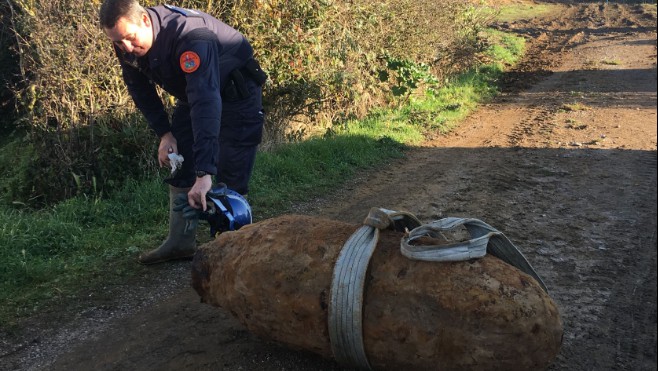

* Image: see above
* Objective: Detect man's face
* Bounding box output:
[104,13,153,57]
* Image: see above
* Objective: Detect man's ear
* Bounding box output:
[142,12,151,27]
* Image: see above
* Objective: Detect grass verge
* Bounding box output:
[0,28,525,329]
[494,2,563,23]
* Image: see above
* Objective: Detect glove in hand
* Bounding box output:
[172,192,200,234]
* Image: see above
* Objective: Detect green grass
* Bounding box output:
[0,178,168,325]
[485,30,526,68]
[249,134,408,216]
[0,29,526,329]
[495,2,562,23]
[600,59,622,66]
[341,28,525,136]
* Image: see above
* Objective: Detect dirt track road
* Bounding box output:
[2,2,656,371]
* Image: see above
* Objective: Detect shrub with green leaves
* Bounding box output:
[2,0,497,206]
[0,25,528,327]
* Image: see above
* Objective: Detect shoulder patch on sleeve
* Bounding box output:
[180,51,201,73]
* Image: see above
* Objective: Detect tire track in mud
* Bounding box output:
[598,151,657,371]
[533,150,658,371]
[506,105,557,147]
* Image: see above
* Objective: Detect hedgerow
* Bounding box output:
[1,0,493,206]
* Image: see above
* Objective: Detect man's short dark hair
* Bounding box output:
[99,0,146,29]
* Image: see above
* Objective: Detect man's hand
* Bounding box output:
[158,132,178,167]
[188,175,212,211]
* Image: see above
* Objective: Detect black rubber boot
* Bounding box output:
[138,186,197,264]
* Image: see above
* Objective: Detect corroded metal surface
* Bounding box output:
[192,214,563,370]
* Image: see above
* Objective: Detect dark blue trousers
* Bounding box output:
[166,79,264,195]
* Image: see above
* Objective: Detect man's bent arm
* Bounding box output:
[120,60,171,137]
[180,38,222,177]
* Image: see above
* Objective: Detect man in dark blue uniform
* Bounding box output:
[99,0,266,264]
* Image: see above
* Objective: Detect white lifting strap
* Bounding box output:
[328,208,548,370]
[402,217,548,293]
[328,208,420,370]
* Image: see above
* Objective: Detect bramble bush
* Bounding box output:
[1,0,494,207]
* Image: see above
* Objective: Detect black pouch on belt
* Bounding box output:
[223,69,250,102]
[241,58,268,86]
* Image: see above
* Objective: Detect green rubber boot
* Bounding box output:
[138,186,197,264]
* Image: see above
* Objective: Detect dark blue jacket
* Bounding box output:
[115,5,254,175]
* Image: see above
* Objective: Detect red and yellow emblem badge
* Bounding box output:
[180,51,201,73]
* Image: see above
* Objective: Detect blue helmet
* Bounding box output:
[204,183,252,236]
